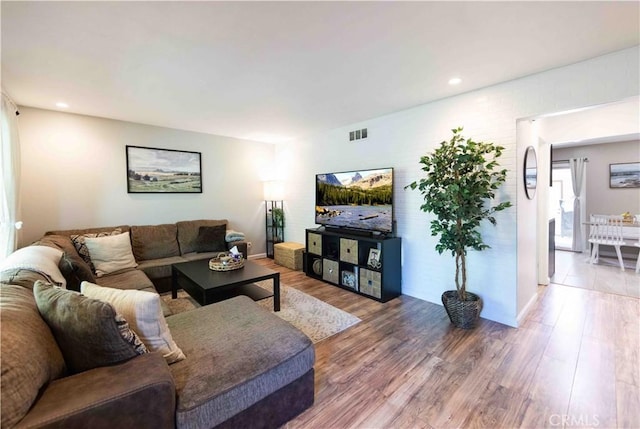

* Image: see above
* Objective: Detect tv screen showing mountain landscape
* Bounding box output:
[316,168,393,233]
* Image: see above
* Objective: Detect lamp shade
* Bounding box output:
[263,181,284,201]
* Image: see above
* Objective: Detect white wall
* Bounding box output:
[516,120,541,323]
[17,107,275,254]
[277,46,639,327]
[540,99,639,145]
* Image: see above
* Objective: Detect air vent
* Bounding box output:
[349,128,368,141]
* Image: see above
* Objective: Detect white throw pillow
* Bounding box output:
[80,281,185,364]
[84,232,137,277]
[0,245,67,288]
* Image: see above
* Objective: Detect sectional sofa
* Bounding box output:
[44,219,249,294]
[0,219,315,428]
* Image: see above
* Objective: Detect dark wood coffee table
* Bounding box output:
[171,259,280,311]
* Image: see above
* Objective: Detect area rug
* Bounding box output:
[161,282,361,343]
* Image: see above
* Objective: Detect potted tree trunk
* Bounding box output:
[406,127,511,329]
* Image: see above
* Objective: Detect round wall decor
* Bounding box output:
[524,146,538,199]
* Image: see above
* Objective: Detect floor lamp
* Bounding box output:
[264,181,284,258]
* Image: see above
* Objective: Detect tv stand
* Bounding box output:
[304,228,401,302]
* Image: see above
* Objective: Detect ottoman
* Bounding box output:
[274,242,304,271]
[167,296,315,429]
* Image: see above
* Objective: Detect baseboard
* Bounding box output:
[516,291,539,327]
[248,253,267,260]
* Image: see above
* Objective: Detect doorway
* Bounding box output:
[550,161,575,250]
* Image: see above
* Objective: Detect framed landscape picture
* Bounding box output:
[126,146,202,193]
[609,162,640,188]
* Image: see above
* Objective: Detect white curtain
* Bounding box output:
[569,158,586,252]
[1,93,21,260]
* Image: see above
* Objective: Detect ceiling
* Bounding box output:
[2,1,639,143]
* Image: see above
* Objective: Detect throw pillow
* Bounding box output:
[114,314,149,356]
[0,245,67,288]
[36,234,96,291]
[81,282,186,364]
[83,232,138,277]
[33,281,148,374]
[194,225,227,253]
[70,228,122,273]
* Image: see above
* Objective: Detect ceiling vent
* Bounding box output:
[349,128,368,141]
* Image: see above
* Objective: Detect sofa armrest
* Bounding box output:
[16,353,175,429]
[226,241,248,258]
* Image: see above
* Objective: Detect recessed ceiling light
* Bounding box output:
[55,102,69,108]
[448,77,462,85]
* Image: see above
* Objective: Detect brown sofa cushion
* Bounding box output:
[94,269,173,317]
[94,268,155,291]
[45,225,131,237]
[176,219,227,255]
[136,256,184,280]
[130,224,180,261]
[33,281,145,374]
[0,268,50,290]
[0,284,66,428]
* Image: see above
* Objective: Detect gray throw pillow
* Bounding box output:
[33,281,147,374]
[36,235,96,291]
[194,225,227,253]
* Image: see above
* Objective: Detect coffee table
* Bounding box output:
[171,259,280,311]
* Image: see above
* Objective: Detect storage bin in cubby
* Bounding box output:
[359,268,382,299]
[322,258,339,284]
[307,232,322,255]
[339,238,358,264]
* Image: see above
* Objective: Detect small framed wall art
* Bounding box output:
[126,146,202,193]
[609,162,640,188]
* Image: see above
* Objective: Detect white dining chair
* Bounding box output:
[588,214,627,271]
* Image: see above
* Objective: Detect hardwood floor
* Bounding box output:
[253,258,640,429]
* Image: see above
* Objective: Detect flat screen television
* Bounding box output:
[315,167,394,234]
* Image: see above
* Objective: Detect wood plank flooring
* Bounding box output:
[253,259,640,429]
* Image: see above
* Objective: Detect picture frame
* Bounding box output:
[341,270,358,290]
[609,162,640,188]
[367,248,381,269]
[126,146,202,193]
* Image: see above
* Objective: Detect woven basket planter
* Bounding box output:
[441,290,483,329]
